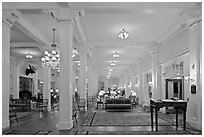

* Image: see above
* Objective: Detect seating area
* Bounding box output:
[9,99,31,111]
[105,98,132,111]
[2,2,202,135]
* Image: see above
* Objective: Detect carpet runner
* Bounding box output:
[74,130,191,135]
[2,130,51,135]
[82,110,172,126]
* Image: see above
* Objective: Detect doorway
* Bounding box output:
[165,78,183,100]
[165,78,184,114]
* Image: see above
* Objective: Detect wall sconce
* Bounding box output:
[184,76,190,83]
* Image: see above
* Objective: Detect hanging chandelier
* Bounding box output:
[113,51,119,58]
[118,29,129,39]
[25,52,33,59]
[41,29,60,68]
[110,61,116,66]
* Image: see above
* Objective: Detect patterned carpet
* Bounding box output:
[2,130,51,135]
[74,130,192,135]
[82,110,172,126]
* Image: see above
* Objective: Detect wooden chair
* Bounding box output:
[37,99,48,112]
[9,105,18,125]
[77,99,86,110]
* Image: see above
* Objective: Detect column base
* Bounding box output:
[2,119,9,129]
[59,119,73,130]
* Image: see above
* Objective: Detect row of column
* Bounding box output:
[2,8,98,130]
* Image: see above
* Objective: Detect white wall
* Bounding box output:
[159,29,189,63]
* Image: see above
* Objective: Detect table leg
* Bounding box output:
[175,108,178,130]
[155,108,158,131]
[150,106,154,131]
[183,108,186,130]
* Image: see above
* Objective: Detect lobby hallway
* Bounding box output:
[2,102,202,135]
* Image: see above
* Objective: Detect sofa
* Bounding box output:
[105,98,131,111]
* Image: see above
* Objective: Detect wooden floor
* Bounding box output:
[2,102,202,135]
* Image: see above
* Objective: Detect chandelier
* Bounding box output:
[118,29,129,39]
[25,52,33,59]
[41,29,60,68]
[113,51,119,58]
[110,61,116,66]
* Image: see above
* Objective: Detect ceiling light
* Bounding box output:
[72,53,76,58]
[110,61,116,66]
[113,51,119,58]
[118,29,129,39]
[25,52,33,59]
[41,29,60,69]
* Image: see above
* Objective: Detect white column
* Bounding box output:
[2,19,12,129]
[13,61,21,99]
[72,64,77,98]
[79,50,87,103]
[93,69,97,96]
[187,22,202,130]
[43,67,51,111]
[93,71,98,96]
[151,45,161,100]
[88,63,93,97]
[137,64,143,105]
[58,8,73,130]
[33,70,38,98]
[91,66,95,97]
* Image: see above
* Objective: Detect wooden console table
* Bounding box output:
[150,99,187,131]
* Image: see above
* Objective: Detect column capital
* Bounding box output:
[58,8,75,25]
[147,42,161,54]
[179,4,202,29]
[3,9,20,25]
[2,10,19,28]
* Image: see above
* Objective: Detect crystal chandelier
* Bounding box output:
[113,51,119,58]
[25,52,33,59]
[41,29,60,68]
[118,29,129,39]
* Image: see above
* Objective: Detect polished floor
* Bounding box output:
[2,101,202,135]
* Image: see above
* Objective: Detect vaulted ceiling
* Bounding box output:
[4,2,199,79]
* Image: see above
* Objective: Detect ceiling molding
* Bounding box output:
[3,2,58,10]
[11,10,50,47]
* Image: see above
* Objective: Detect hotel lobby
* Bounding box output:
[2,2,202,135]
